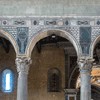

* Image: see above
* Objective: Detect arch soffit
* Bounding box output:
[0,29,18,55]
[68,66,79,88]
[26,29,81,58]
[90,35,100,58]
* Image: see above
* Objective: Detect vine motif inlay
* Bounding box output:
[17,27,29,54]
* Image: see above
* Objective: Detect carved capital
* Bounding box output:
[16,57,32,74]
[78,58,94,73]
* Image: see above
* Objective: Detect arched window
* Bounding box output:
[1,69,14,93]
[48,68,61,92]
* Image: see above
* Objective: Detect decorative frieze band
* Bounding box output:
[0,17,99,27]
[0,17,100,56]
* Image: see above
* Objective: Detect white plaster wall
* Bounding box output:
[0,0,100,16]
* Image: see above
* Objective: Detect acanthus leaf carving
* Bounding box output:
[16,57,32,74]
[78,58,94,73]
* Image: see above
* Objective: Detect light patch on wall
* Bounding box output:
[2,69,14,93]
[5,73,10,91]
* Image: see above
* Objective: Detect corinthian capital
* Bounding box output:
[16,57,32,74]
[78,58,94,72]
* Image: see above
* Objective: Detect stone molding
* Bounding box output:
[16,57,32,74]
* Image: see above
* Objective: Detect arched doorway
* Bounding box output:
[0,30,18,100]
[26,29,81,57]
[28,29,80,100]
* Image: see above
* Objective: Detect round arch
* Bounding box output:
[26,29,81,57]
[0,29,18,55]
[90,35,100,58]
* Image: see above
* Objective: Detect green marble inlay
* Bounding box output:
[80,27,91,55]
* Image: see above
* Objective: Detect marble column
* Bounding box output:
[16,57,32,100]
[78,58,93,100]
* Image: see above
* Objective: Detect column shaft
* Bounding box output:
[78,58,93,100]
[80,69,91,100]
[17,73,28,100]
[16,57,31,100]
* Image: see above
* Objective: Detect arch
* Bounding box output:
[0,29,18,55]
[26,29,81,57]
[89,35,100,58]
[68,65,79,88]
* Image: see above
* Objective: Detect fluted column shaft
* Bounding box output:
[78,58,93,100]
[16,57,32,100]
